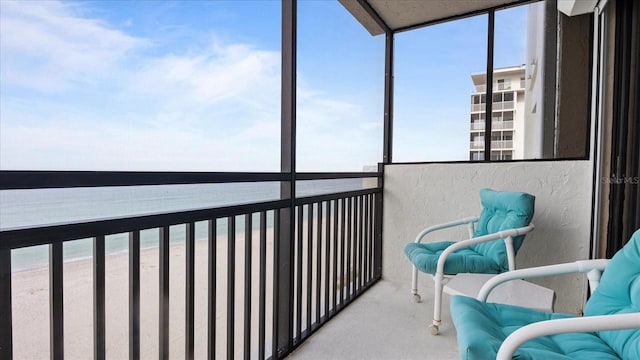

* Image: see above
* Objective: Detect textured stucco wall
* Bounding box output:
[383,160,593,314]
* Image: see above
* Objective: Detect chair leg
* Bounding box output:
[430,271,444,335]
[411,265,421,303]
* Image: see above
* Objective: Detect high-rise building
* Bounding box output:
[469,1,547,161]
[469,65,526,161]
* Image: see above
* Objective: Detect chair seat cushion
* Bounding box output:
[451,295,621,360]
[404,242,502,275]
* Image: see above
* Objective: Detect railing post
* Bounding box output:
[94,235,106,360]
[50,242,64,360]
[129,231,141,360]
[159,227,170,360]
[373,164,384,279]
[186,223,195,360]
[0,249,12,359]
[207,220,217,360]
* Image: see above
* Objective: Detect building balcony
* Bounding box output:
[470,140,484,149]
[473,80,526,93]
[471,101,516,113]
[492,101,515,111]
[0,0,626,357]
[469,140,513,150]
[0,159,601,360]
[470,103,486,113]
[491,140,514,149]
[292,160,596,359]
[470,120,514,131]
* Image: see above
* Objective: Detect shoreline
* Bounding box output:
[10,236,213,274]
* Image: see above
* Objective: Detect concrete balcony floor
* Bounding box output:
[288,279,460,360]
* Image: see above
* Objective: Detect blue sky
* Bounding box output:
[0,0,526,171]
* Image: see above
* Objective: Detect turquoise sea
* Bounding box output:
[1,179,367,271]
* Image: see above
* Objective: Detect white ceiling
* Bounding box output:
[339,0,531,35]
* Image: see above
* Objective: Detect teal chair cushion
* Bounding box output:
[451,296,621,360]
[404,189,535,275]
[452,229,640,360]
[472,189,535,272]
[404,241,502,275]
[583,230,640,359]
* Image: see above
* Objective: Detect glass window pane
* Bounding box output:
[296,1,384,172]
[494,2,540,160]
[394,14,487,162]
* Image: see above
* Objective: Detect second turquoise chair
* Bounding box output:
[404,188,535,334]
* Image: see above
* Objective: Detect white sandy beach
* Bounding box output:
[10,215,351,360]
[11,229,278,360]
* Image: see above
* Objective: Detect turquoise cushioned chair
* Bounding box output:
[451,229,640,360]
[404,188,535,334]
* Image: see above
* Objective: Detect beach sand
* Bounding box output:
[11,228,278,360]
[10,214,350,360]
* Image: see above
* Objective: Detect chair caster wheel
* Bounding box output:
[429,324,439,335]
[412,294,421,303]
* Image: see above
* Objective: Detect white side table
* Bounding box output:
[444,273,555,312]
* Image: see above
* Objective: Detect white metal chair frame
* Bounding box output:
[410,216,535,335]
[472,259,640,360]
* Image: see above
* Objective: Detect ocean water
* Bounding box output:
[1,179,368,271]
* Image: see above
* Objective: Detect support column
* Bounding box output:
[276,0,296,357]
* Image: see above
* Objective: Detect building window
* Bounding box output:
[504,92,514,102]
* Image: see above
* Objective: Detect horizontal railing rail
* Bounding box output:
[0,199,291,250]
[0,177,382,360]
[0,171,381,190]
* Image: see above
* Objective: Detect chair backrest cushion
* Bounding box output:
[584,229,640,359]
[471,188,535,272]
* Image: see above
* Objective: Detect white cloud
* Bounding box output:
[0,0,144,92]
[0,0,382,172]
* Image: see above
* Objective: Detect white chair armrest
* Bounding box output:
[496,312,640,360]
[477,259,610,302]
[413,216,479,244]
[435,224,535,276]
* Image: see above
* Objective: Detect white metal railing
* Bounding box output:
[473,101,515,112]
[492,121,514,130]
[491,140,513,149]
[474,81,522,93]
[471,122,484,130]
[469,121,514,131]
[470,141,485,149]
[491,101,515,111]
[471,104,486,112]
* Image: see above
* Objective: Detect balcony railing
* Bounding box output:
[470,122,484,130]
[491,140,514,149]
[471,101,516,112]
[470,103,486,112]
[469,121,514,131]
[473,81,524,93]
[0,171,383,360]
[492,101,515,111]
[469,140,513,150]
